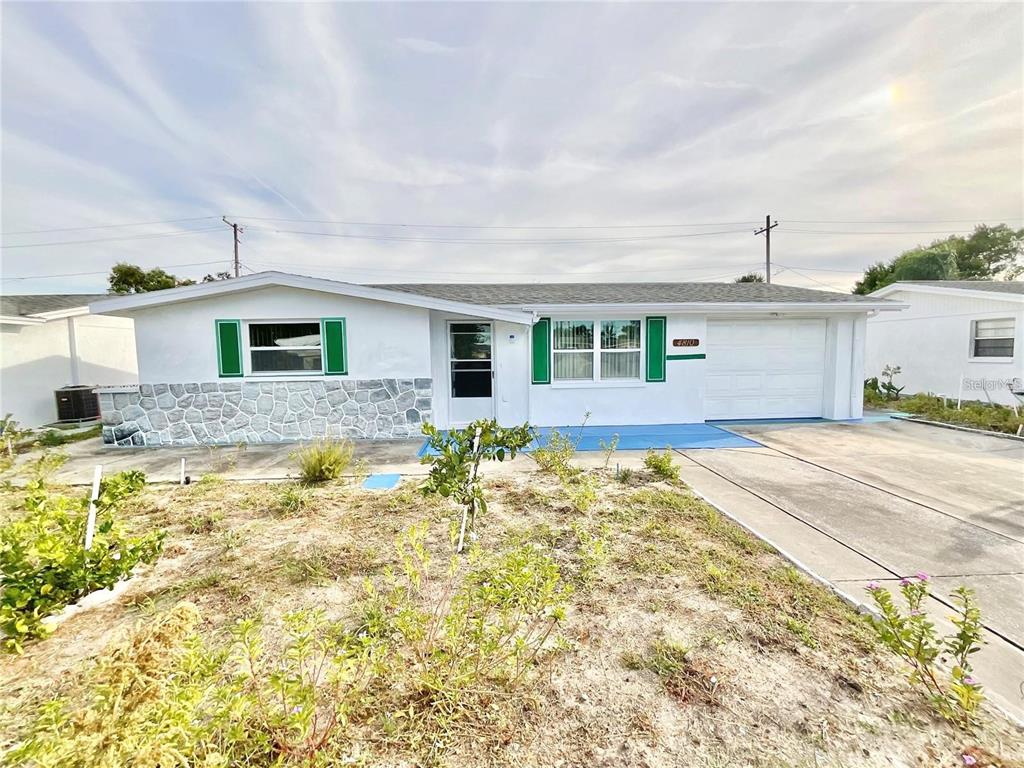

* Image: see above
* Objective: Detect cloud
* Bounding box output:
[395,37,460,55]
[1,2,1020,293]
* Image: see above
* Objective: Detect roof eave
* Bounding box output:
[870,283,1024,303]
[89,271,533,325]
[0,314,47,326]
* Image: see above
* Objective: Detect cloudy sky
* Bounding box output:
[1,2,1021,294]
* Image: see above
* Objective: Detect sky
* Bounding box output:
[1,2,1021,295]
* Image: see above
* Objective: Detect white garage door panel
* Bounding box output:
[705,319,826,420]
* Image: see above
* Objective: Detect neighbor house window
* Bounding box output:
[972,318,1015,358]
[552,319,641,381]
[248,321,323,373]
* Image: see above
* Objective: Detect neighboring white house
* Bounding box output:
[866,281,1024,406]
[88,271,904,446]
[0,294,138,427]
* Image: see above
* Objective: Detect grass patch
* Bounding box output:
[277,541,380,584]
[622,639,722,705]
[293,438,354,484]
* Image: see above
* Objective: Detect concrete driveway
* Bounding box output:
[675,418,1024,719]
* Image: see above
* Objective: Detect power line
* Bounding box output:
[242,258,764,280]
[246,225,754,245]
[230,215,762,230]
[1,216,218,236]
[778,227,978,236]
[0,259,232,282]
[785,218,1023,225]
[0,226,225,249]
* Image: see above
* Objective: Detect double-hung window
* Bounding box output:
[248,321,323,373]
[972,318,1015,358]
[552,319,641,382]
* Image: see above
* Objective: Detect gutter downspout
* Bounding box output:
[67,316,81,386]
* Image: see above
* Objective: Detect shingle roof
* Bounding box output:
[371,282,879,305]
[0,294,109,317]
[893,280,1024,295]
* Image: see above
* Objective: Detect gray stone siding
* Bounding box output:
[99,379,432,446]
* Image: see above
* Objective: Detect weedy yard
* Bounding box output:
[1,449,1023,767]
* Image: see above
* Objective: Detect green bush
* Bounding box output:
[292,438,354,484]
[867,574,984,728]
[644,448,678,481]
[1,470,162,652]
[420,419,533,547]
[9,526,570,765]
[897,394,1023,435]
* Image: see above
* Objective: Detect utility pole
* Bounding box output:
[754,214,778,284]
[222,216,243,277]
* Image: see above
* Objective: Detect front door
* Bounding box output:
[448,321,493,425]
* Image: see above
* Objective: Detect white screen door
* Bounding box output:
[448,322,493,425]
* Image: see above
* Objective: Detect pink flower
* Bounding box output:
[899,577,912,587]
[867,581,881,591]
[963,675,976,686]
[962,754,977,766]
[915,571,929,582]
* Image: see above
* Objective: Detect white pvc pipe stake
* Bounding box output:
[84,465,102,551]
[957,374,964,411]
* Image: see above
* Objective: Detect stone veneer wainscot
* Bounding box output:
[98,379,433,446]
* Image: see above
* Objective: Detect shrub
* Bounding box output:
[420,419,533,549]
[622,639,721,705]
[531,428,582,479]
[644,448,678,481]
[293,438,354,484]
[1,470,162,652]
[866,573,985,728]
[10,526,570,764]
[898,394,1023,435]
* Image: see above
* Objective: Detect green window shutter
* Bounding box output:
[321,318,348,375]
[531,317,551,384]
[215,319,243,378]
[645,316,667,382]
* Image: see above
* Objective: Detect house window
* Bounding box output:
[248,321,323,373]
[972,318,1015,358]
[552,319,641,381]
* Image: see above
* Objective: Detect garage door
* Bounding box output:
[705,319,826,420]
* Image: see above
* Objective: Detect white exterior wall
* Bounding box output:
[528,314,706,427]
[0,314,137,427]
[866,290,1023,405]
[130,286,431,382]
[822,314,866,420]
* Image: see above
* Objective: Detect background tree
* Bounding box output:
[734,272,765,283]
[853,224,1023,294]
[108,264,232,294]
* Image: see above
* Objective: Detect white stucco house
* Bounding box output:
[866,280,1023,406]
[88,271,904,446]
[0,294,138,427]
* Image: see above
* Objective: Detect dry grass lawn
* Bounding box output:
[2,464,1022,767]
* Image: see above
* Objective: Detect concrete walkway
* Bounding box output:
[25,437,428,485]
[675,418,1024,721]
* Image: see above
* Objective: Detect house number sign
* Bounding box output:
[672,338,699,347]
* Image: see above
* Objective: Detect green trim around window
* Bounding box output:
[321,318,348,375]
[215,319,243,378]
[666,353,706,361]
[645,316,667,382]
[531,317,551,384]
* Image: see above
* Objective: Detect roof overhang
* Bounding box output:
[0,314,47,326]
[870,283,1024,304]
[89,271,534,325]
